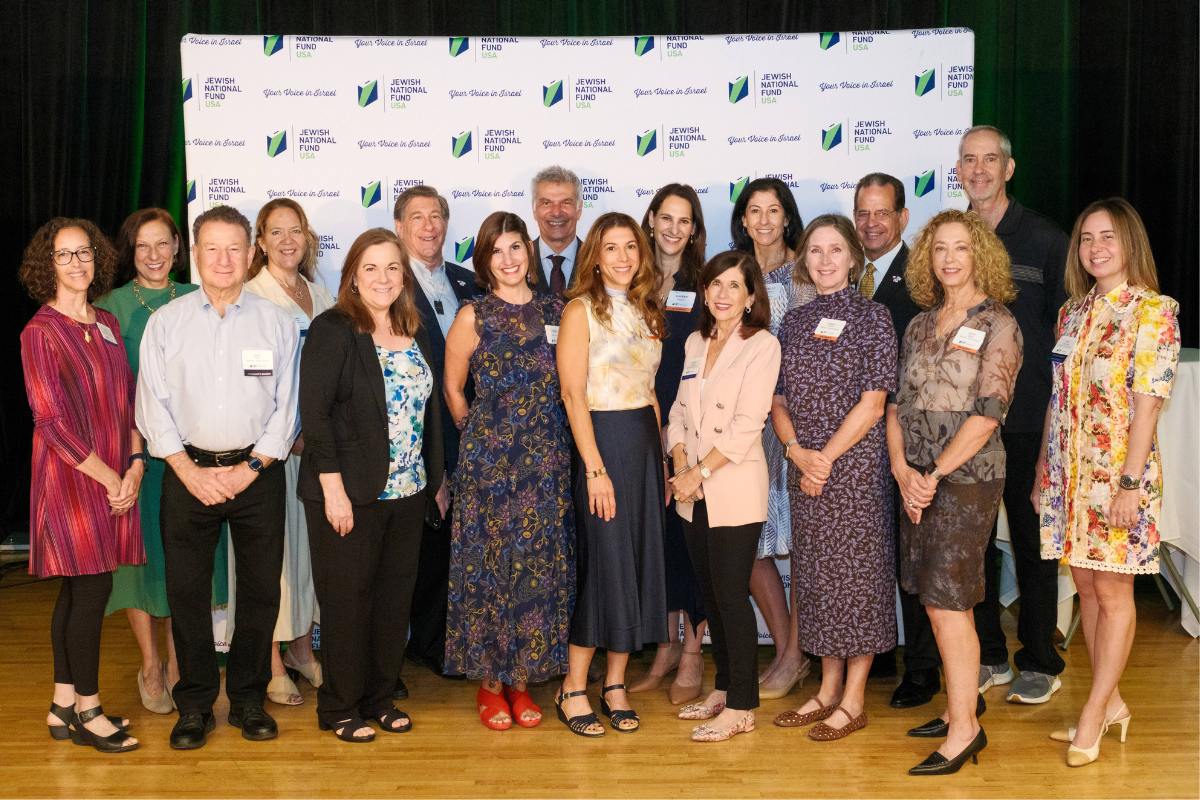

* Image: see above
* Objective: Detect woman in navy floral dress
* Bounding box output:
[443,212,574,730]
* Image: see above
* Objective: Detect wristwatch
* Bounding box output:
[1118,474,1139,491]
[698,462,712,480]
[246,456,265,473]
[128,452,148,467]
[927,463,944,481]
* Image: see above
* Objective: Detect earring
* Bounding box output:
[743,306,751,315]
[351,282,359,294]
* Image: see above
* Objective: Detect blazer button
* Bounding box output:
[695,431,700,438]
[714,427,723,434]
[716,402,725,409]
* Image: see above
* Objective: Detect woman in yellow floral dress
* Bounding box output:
[1036,198,1180,768]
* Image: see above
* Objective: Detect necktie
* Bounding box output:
[549,254,566,296]
[859,262,876,298]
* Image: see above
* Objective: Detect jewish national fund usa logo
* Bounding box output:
[914,68,936,97]
[455,236,475,262]
[634,36,654,56]
[267,130,288,158]
[186,179,197,203]
[729,176,750,203]
[636,129,657,157]
[819,32,840,50]
[358,80,379,107]
[543,80,564,108]
[449,37,469,57]
[452,130,473,158]
[263,35,283,56]
[728,76,749,104]
[181,78,193,103]
[914,169,936,198]
[361,181,382,208]
[821,122,842,151]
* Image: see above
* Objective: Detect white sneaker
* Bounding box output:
[978,662,1015,693]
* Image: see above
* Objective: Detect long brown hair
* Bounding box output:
[249,198,319,281]
[697,251,771,340]
[1064,197,1159,298]
[114,208,184,286]
[472,211,537,291]
[640,183,707,290]
[334,228,421,337]
[568,212,665,338]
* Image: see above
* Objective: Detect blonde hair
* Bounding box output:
[906,209,1016,309]
[1065,197,1159,298]
[567,212,665,338]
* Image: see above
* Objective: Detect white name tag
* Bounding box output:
[544,324,559,344]
[813,318,847,341]
[665,290,697,312]
[1050,334,1076,363]
[951,326,987,353]
[96,322,119,345]
[681,355,702,381]
[242,349,274,376]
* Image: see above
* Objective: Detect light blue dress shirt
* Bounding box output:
[408,259,460,340]
[136,287,300,459]
[540,237,579,288]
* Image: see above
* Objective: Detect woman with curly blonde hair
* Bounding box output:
[885,209,1022,775]
[554,212,668,736]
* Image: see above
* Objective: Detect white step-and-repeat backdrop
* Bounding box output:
[183,30,974,646]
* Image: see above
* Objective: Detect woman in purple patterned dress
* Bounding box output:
[770,215,897,741]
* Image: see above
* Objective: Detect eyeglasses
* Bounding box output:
[854,209,896,223]
[52,247,97,265]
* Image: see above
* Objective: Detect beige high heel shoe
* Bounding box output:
[758,658,812,701]
[668,652,704,704]
[138,665,174,714]
[1050,704,1131,743]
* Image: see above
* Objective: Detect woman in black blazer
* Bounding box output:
[299,228,446,743]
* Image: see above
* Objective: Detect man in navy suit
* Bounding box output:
[530,165,584,296]
[391,185,480,690]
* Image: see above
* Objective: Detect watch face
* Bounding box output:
[248,457,264,472]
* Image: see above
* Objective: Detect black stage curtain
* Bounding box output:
[0,1,1195,530]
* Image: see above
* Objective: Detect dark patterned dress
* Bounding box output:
[444,293,575,683]
[776,288,897,657]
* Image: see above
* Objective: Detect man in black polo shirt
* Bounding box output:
[958,124,1068,704]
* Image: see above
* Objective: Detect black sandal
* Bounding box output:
[368,706,412,733]
[554,687,604,737]
[319,716,375,743]
[69,705,138,753]
[600,684,640,732]
[48,702,128,740]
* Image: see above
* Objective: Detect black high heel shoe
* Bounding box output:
[599,683,640,733]
[47,702,128,741]
[69,706,139,753]
[907,694,986,738]
[909,727,987,775]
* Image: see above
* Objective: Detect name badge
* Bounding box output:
[665,290,697,312]
[296,316,310,340]
[544,325,559,344]
[813,318,847,341]
[951,326,987,354]
[681,356,702,381]
[242,349,274,376]
[96,322,119,346]
[1050,334,1076,363]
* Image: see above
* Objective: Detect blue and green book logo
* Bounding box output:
[634,36,654,57]
[542,80,563,108]
[186,180,196,204]
[914,170,936,198]
[266,130,288,158]
[728,76,749,104]
[360,181,382,208]
[181,78,193,103]
[821,122,842,151]
[358,80,379,107]
[819,32,840,50]
[455,236,475,263]
[449,37,469,57]
[451,130,473,158]
[729,176,750,203]
[636,129,657,157]
[263,35,283,57]
[914,68,936,97]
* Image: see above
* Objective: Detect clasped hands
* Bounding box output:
[896,464,939,524]
[104,463,144,516]
[789,446,832,497]
[669,461,704,504]
[180,461,259,507]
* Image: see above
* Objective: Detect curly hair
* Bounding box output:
[568,212,665,339]
[249,198,319,281]
[19,217,117,304]
[114,208,184,286]
[905,209,1016,309]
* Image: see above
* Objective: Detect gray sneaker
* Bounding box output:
[1006,670,1062,704]
[977,662,1014,692]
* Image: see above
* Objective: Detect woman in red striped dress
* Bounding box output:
[19,218,146,753]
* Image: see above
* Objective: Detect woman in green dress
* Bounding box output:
[98,208,227,713]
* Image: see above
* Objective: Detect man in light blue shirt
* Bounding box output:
[530,165,584,296]
[137,205,299,750]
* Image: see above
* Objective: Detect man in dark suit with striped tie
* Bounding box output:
[530,165,584,296]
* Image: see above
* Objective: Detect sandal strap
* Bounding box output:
[558,688,589,701]
[76,705,105,724]
[567,711,601,733]
[610,708,640,723]
[827,706,852,724]
[48,702,75,726]
[601,683,627,695]
[332,717,374,741]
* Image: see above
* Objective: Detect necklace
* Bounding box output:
[270,268,307,301]
[131,278,177,313]
[54,305,94,342]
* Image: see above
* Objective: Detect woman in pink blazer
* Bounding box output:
[666,250,781,742]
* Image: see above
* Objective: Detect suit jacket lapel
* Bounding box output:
[411,282,446,353]
[703,329,749,393]
[355,331,388,423]
[873,243,908,306]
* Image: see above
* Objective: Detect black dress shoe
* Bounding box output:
[909,726,987,775]
[890,669,941,709]
[170,712,215,750]
[908,695,986,737]
[393,678,409,700]
[228,705,278,741]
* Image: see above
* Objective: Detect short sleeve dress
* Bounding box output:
[894,299,1023,611]
[1039,283,1181,573]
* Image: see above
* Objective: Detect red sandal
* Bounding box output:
[504,686,543,728]
[477,685,513,731]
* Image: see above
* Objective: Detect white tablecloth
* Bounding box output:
[1157,348,1199,635]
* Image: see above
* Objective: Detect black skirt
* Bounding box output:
[569,406,669,652]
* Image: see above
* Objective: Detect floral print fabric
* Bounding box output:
[376,343,432,500]
[1039,283,1180,573]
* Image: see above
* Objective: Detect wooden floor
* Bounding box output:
[1,571,1196,799]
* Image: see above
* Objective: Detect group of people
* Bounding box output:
[19,125,1180,775]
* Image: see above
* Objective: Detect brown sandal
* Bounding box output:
[773,697,836,728]
[808,707,868,740]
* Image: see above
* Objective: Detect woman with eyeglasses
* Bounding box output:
[20,218,145,752]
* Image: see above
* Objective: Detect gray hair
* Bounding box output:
[530,165,581,203]
[958,125,1012,161]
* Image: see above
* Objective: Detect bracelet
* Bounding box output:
[128,452,148,467]
[783,438,798,452]
[584,466,607,479]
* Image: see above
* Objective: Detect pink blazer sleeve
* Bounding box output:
[20,323,93,466]
[712,331,781,464]
[666,332,701,453]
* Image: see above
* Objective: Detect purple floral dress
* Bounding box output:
[444,293,574,683]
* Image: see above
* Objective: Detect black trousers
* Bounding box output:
[973,431,1065,675]
[306,493,424,725]
[406,507,451,668]
[161,463,285,713]
[681,501,761,711]
[50,572,114,696]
